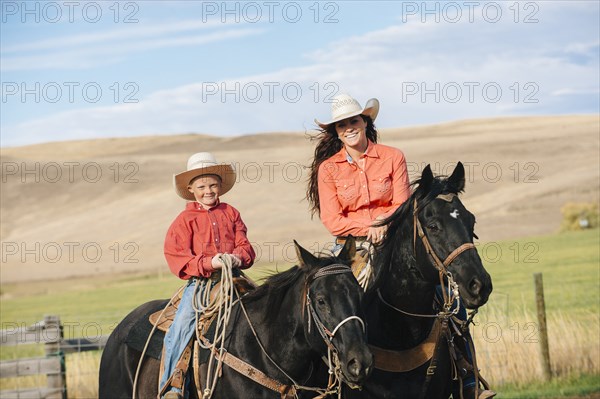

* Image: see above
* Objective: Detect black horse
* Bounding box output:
[347,162,493,399]
[99,239,373,398]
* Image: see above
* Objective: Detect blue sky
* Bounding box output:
[1,0,598,147]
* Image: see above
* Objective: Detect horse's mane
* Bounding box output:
[242,253,344,324]
[369,173,465,293]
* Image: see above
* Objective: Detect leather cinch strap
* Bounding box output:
[370,319,441,372]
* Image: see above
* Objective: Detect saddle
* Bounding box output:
[148,276,256,333]
[150,275,256,396]
[335,236,373,288]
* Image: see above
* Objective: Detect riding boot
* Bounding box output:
[462,382,497,399]
[454,333,496,399]
[159,342,194,399]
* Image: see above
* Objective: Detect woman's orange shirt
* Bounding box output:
[317,142,410,236]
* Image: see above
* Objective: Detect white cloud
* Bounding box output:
[1,17,266,71]
[2,2,598,146]
[1,19,231,54]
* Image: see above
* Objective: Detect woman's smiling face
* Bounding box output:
[334,115,368,151]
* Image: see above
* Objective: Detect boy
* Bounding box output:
[160,152,256,399]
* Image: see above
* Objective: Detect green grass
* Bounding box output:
[475,228,600,323]
[0,265,282,354]
[1,229,598,396]
[1,229,598,335]
[496,373,600,398]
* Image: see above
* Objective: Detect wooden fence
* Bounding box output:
[1,274,556,397]
[0,315,109,399]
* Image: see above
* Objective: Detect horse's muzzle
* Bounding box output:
[462,272,493,309]
[343,348,374,386]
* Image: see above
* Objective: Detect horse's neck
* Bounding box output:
[372,221,438,348]
[241,286,317,382]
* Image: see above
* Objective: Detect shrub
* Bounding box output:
[560,202,599,231]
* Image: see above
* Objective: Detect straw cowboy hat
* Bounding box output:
[315,93,380,129]
[174,152,236,201]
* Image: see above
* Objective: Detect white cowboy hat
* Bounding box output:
[173,152,236,201]
[315,93,380,129]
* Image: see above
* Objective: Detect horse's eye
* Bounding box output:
[427,224,439,231]
[317,297,326,306]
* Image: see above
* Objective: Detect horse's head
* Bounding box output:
[412,162,493,309]
[295,238,373,386]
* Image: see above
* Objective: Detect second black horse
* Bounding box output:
[99,239,373,398]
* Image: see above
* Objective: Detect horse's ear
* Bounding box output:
[338,236,356,265]
[294,240,317,269]
[420,164,434,193]
[448,162,465,193]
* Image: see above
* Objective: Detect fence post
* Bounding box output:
[533,273,552,380]
[44,315,67,399]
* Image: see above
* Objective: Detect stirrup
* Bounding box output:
[478,389,496,399]
[162,391,184,399]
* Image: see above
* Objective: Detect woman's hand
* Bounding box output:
[367,217,387,244]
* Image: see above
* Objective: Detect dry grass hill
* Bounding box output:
[1,115,598,284]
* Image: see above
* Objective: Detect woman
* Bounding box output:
[306,93,410,257]
[306,94,494,398]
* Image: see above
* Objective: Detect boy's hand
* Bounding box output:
[231,255,242,268]
[211,254,224,269]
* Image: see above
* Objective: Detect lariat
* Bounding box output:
[194,254,236,399]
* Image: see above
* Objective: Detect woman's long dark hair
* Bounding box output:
[305,116,378,217]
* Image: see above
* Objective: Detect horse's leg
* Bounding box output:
[99,300,170,399]
[134,355,161,399]
[99,339,132,398]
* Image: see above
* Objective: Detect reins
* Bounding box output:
[201,263,365,399]
[412,193,475,313]
[378,193,476,321]
[376,192,482,398]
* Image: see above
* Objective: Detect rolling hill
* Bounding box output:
[1,115,598,283]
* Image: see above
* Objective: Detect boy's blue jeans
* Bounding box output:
[159,279,202,396]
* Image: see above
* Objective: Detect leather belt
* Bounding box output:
[335,236,367,246]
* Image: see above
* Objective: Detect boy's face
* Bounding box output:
[188,175,222,208]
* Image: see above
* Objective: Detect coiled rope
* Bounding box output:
[194,253,237,399]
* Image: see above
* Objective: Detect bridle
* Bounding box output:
[305,264,366,390]
[226,263,366,399]
[411,192,476,313]
[306,264,366,338]
[373,192,486,398]
[413,193,476,273]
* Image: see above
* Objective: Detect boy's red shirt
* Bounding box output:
[164,201,256,279]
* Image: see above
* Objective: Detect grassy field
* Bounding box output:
[477,228,599,320]
[1,229,599,397]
